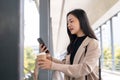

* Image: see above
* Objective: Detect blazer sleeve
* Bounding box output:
[52,57,66,64]
[51,39,101,78]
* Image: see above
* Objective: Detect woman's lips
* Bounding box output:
[69,28,73,31]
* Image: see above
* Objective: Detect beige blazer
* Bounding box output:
[51,36,101,80]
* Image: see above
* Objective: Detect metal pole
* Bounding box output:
[0,0,23,80]
[100,26,104,68]
[99,26,103,80]
[39,0,52,80]
[110,18,115,71]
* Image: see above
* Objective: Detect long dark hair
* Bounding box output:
[67,9,97,54]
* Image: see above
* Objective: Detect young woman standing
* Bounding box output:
[35,9,101,80]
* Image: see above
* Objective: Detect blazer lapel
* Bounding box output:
[73,36,92,64]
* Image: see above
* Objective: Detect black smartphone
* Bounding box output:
[37,38,45,45]
[37,38,49,53]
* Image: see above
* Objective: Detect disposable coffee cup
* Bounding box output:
[37,52,46,59]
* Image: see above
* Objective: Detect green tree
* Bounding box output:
[103,46,120,71]
[24,46,36,74]
[103,47,112,69]
[115,47,120,70]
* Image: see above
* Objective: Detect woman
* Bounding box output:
[35,9,101,80]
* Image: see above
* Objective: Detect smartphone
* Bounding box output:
[37,38,49,53]
[37,38,45,45]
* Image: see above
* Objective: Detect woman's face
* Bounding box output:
[67,14,82,35]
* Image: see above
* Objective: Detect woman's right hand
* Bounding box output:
[40,44,48,53]
[39,44,52,61]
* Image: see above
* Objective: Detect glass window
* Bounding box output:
[95,27,101,41]
[95,27,101,51]
[101,20,112,70]
[24,0,39,79]
[112,12,120,71]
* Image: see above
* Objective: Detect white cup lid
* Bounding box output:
[37,52,46,56]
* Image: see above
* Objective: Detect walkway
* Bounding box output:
[102,70,120,80]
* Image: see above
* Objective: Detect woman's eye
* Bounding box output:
[70,21,73,23]
[67,20,74,25]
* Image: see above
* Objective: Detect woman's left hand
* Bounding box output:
[37,58,52,70]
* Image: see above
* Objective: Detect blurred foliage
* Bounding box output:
[24,46,36,74]
[115,47,120,70]
[103,46,120,71]
[103,47,112,59]
[103,47,112,69]
[115,47,120,59]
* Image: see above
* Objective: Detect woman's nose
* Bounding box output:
[67,23,71,28]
